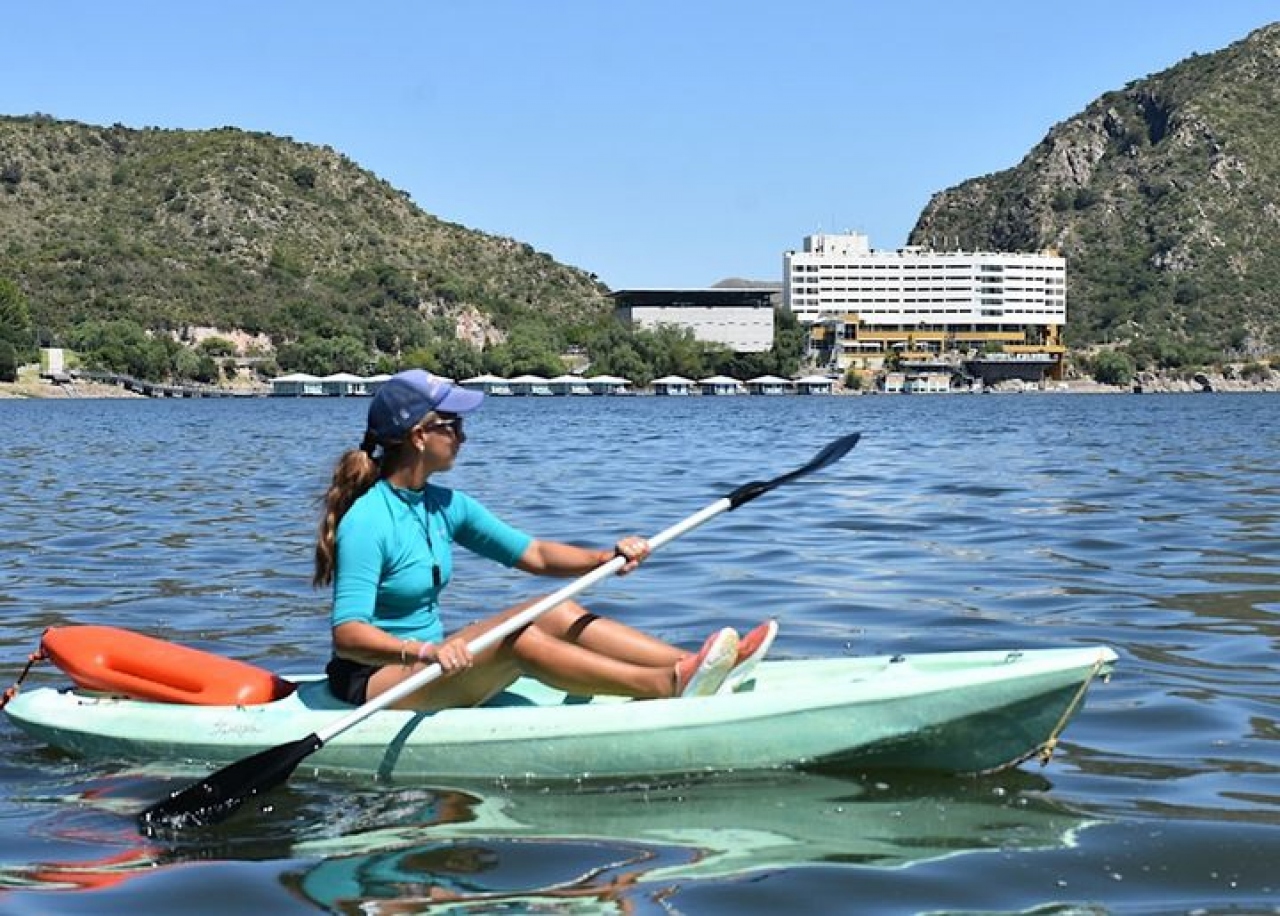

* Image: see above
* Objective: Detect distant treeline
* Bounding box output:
[1,271,808,388]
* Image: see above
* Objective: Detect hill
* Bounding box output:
[0,115,608,370]
[911,22,1280,361]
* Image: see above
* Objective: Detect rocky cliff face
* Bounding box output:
[911,23,1280,354]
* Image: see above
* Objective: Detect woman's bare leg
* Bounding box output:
[366,600,676,710]
[506,622,673,697]
[365,642,523,711]
[532,599,687,667]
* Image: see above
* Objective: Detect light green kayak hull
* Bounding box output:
[5,646,1117,780]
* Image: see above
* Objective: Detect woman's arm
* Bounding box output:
[332,620,471,672]
[515,536,650,577]
[333,620,429,666]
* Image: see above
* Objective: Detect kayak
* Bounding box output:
[5,640,1117,780]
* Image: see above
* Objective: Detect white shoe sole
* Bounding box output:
[680,628,739,697]
[720,619,778,693]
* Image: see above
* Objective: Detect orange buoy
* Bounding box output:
[41,625,294,706]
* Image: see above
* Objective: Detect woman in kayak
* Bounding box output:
[315,369,776,710]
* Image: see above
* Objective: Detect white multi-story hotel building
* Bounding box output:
[783,232,1067,377]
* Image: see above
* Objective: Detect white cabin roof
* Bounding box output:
[272,372,321,382]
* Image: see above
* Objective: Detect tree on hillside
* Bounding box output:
[0,277,33,358]
[400,336,484,381]
[275,334,370,375]
[482,321,566,377]
[67,319,177,379]
[0,341,17,382]
[196,336,238,357]
[641,325,706,379]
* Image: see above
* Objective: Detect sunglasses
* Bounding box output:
[419,416,464,435]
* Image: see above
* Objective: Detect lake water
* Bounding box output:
[1,392,1277,915]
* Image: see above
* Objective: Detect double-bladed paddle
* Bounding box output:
[137,431,861,833]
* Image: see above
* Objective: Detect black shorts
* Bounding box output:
[326,655,378,705]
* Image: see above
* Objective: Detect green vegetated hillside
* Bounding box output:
[912,22,1280,363]
[0,115,611,375]
[0,115,807,385]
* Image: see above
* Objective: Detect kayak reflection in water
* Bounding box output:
[314,369,774,710]
[286,839,652,915]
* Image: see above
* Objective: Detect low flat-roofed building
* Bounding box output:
[320,372,369,396]
[460,374,514,395]
[612,288,777,353]
[651,374,695,396]
[548,374,593,396]
[697,374,745,396]
[745,375,792,395]
[793,374,835,395]
[271,372,324,396]
[583,375,632,395]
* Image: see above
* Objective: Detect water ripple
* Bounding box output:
[2,393,1280,912]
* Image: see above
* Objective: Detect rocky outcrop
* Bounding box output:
[1134,366,1280,393]
[911,23,1280,355]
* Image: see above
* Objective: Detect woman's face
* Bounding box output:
[411,412,466,471]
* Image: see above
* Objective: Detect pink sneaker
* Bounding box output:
[674,628,739,697]
[720,619,778,693]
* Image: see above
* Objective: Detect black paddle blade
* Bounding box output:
[727,431,860,509]
[137,733,322,834]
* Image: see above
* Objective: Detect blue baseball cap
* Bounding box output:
[366,369,484,444]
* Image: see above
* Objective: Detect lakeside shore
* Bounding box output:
[0,376,145,399]
[2,368,1277,400]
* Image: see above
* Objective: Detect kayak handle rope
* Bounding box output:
[1,641,48,712]
[977,651,1110,775]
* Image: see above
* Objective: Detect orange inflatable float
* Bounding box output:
[41,625,295,706]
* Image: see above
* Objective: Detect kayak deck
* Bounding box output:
[5,646,1118,780]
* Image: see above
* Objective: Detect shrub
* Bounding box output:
[1240,361,1270,382]
[197,336,238,357]
[291,165,317,190]
[1091,350,1136,386]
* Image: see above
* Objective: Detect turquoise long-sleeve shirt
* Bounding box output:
[331,480,533,642]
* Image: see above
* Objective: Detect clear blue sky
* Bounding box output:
[3,2,1277,290]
